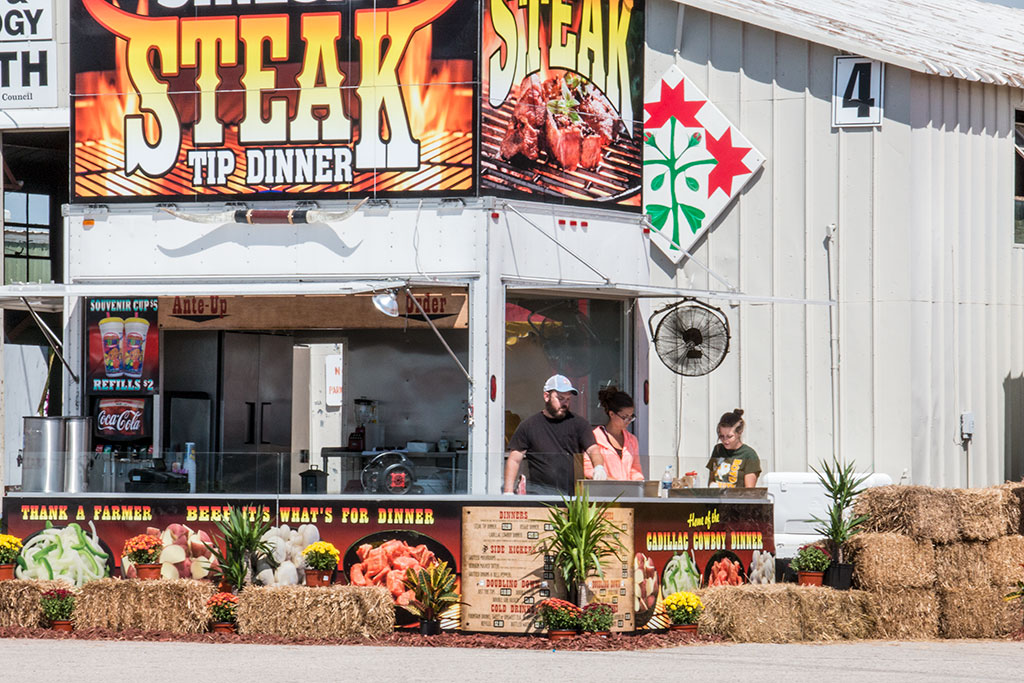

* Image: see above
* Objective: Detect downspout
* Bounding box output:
[825,223,841,465]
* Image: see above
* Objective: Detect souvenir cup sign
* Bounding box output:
[86,298,159,394]
[642,65,765,263]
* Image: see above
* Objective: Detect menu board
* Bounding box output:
[461,505,634,633]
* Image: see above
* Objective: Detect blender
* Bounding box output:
[352,397,382,450]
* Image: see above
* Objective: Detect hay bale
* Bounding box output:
[77,578,216,633]
[984,535,1024,587]
[952,488,1009,542]
[938,587,1004,638]
[933,542,991,590]
[867,589,939,640]
[996,589,1024,635]
[793,587,876,641]
[996,482,1024,536]
[699,585,873,642]
[238,585,394,639]
[698,585,803,643]
[854,486,958,544]
[846,533,936,591]
[0,579,75,627]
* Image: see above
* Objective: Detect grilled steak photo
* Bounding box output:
[499,71,624,171]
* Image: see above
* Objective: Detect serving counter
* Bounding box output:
[4,490,774,633]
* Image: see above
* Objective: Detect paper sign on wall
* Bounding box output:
[0,0,57,109]
[325,354,344,408]
[642,65,765,263]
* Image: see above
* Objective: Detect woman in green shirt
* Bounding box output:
[706,408,761,488]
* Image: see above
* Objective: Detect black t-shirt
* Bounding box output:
[507,411,597,493]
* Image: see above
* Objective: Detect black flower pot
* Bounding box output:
[419,619,442,636]
[824,562,853,590]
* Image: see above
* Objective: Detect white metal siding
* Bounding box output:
[646,2,1024,487]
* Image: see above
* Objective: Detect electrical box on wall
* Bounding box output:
[960,412,975,441]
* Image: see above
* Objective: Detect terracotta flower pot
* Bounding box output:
[305,568,334,586]
[670,623,698,634]
[51,620,73,632]
[0,563,14,581]
[212,622,236,634]
[797,570,824,586]
[548,630,577,641]
[135,563,162,581]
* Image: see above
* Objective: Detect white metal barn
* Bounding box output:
[642,0,1024,488]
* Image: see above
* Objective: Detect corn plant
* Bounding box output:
[810,457,871,564]
[205,506,276,590]
[534,483,626,608]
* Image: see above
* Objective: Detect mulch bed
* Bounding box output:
[0,626,720,650]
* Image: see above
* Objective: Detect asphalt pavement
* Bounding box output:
[4,638,1024,682]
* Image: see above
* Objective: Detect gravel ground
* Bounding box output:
[4,638,1024,682]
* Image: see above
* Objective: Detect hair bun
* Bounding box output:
[733,408,744,417]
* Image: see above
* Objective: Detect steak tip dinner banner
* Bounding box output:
[69,0,642,211]
[70,0,479,203]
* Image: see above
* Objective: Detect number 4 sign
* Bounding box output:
[832,56,884,127]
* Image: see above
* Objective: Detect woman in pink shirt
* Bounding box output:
[584,386,645,481]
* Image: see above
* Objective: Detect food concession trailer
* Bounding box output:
[2,0,778,633]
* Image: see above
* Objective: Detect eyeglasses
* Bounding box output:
[615,412,636,424]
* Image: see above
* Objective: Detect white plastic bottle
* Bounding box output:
[660,465,673,498]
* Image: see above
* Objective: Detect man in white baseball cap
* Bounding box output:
[503,374,607,495]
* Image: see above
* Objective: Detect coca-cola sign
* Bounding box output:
[95,398,148,440]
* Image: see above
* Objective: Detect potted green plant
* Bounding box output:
[122,533,163,580]
[790,544,831,586]
[402,560,463,635]
[534,483,626,607]
[301,541,340,587]
[40,587,75,631]
[662,590,703,633]
[535,598,582,640]
[580,602,615,635]
[204,506,277,590]
[207,591,240,634]
[810,456,870,590]
[0,533,22,580]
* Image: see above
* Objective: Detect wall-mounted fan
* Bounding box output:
[648,299,730,376]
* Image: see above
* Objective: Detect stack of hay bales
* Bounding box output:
[850,484,1024,639]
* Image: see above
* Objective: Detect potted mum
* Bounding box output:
[580,602,615,635]
[536,598,582,640]
[207,592,239,634]
[302,541,340,586]
[0,533,22,580]
[40,587,75,631]
[402,560,463,635]
[790,544,831,586]
[663,591,703,633]
[123,534,163,580]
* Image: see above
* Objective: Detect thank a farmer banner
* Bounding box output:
[643,65,765,263]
